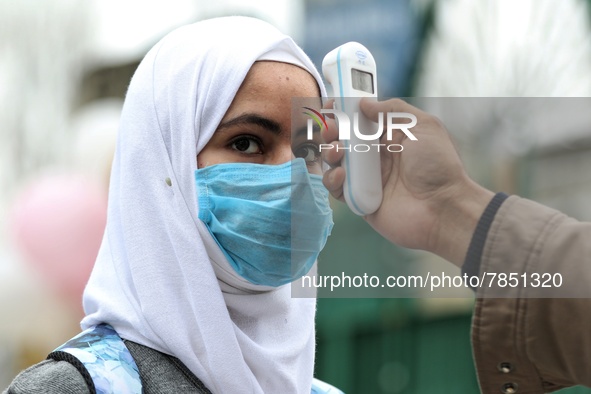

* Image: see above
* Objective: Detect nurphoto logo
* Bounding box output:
[303,106,418,152]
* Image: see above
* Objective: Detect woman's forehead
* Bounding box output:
[244,61,320,94]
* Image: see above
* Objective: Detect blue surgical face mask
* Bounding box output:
[195,158,333,287]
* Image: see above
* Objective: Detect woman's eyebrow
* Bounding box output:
[217,113,282,135]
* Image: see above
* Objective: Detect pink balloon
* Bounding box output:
[9,173,107,301]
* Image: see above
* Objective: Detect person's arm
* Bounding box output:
[322,98,591,393]
[3,359,90,394]
[471,195,591,393]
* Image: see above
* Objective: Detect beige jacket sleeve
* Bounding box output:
[471,195,591,393]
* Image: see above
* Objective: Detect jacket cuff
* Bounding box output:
[462,192,509,287]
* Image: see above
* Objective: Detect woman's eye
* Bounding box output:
[230,136,262,154]
[294,144,320,163]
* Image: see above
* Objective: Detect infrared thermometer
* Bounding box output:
[322,42,382,216]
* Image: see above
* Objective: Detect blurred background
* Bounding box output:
[2,0,591,392]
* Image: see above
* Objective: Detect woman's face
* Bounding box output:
[197,61,323,175]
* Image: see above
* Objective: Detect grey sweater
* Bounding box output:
[3,340,212,394]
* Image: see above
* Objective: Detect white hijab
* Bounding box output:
[81,16,326,394]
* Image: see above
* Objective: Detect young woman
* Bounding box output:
[6,16,333,393]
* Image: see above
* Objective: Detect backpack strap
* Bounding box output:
[47,324,142,394]
[48,324,343,394]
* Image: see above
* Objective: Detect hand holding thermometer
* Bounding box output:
[322,42,383,216]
